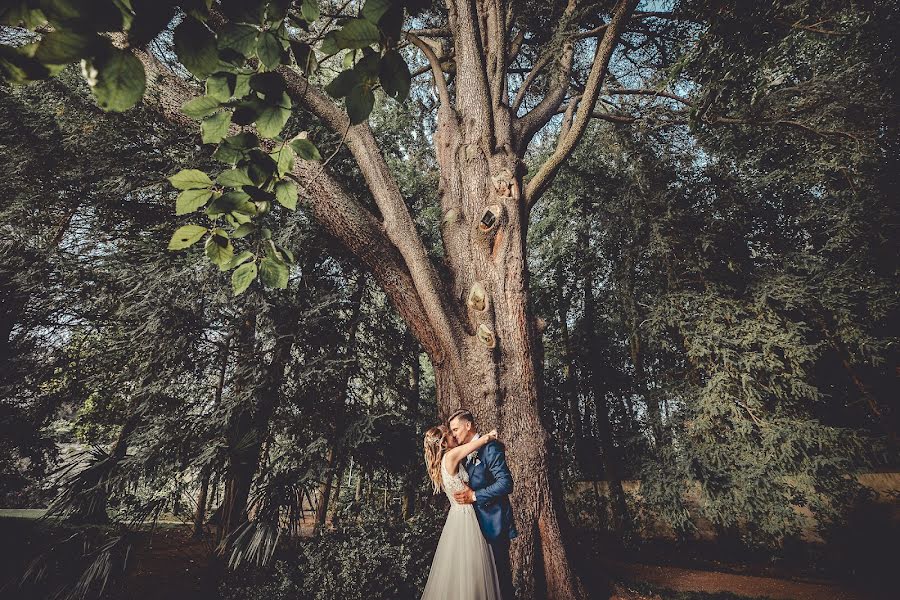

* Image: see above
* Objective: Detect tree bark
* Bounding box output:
[328,454,348,526]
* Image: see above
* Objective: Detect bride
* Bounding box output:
[420,424,502,600]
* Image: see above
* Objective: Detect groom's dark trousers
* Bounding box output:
[466,440,518,600]
[489,536,515,600]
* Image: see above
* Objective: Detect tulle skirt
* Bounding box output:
[420,504,501,600]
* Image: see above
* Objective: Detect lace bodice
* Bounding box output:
[441,454,470,506]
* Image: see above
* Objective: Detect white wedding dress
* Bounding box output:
[420,455,502,600]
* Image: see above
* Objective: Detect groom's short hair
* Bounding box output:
[448,408,475,427]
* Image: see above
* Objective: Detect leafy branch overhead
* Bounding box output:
[1,0,420,296]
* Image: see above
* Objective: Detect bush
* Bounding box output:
[220,504,446,600]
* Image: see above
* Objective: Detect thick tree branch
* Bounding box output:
[569,101,864,142]
[603,87,696,106]
[407,27,451,37]
[510,50,553,113]
[446,0,495,147]
[524,0,639,208]
[287,163,445,361]
[513,0,577,146]
[514,40,575,149]
[486,0,509,112]
[276,68,464,378]
[507,29,525,64]
[406,32,452,108]
[130,45,451,368]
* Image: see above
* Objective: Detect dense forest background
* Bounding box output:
[0,1,898,599]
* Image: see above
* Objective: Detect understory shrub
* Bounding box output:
[220,503,445,600]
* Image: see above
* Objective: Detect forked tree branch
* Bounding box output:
[211,11,458,364]
[129,45,450,364]
[513,0,577,145]
[407,32,452,108]
[524,0,640,208]
[278,66,465,376]
[445,0,495,145]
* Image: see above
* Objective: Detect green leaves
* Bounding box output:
[255,91,291,137]
[182,95,221,119]
[208,191,257,217]
[174,16,218,79]
[274,180,298,210]
[168,224,207,250]
[0,45,51,84]
[152,0,327,293]
[217,168,254,187]
[299,0,320,23]
[248,71,284,96]
[319,31,340,56]
[346,85,375,125]
[270,145,295,176]
[334,18,381,50]
[168,169,213,190]
[256,31,282,70]
[176,188,213,215]
[324,69,359,98]
[327,74,375,123]
[88,48,146,112]
[206,73,234,101]
[169,169,213,214]
[201,110,232,144]
[213,132,259,164]
[290,41,317,74]
[34,31,100,64]
[234,73,251,98]
[218,23,259,57]
[220,0,267,24]
[324,42,412,123]
[205,230,234,267]
[232,261,258,295]
[379,49,410,100]
[290,138,322,161]
[259,256,289,288]
[361,0,392,23]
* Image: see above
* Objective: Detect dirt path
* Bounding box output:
[605,559,874,600]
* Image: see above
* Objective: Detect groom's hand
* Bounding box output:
[454,484,476,504]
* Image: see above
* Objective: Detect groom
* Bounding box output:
[448,408,517,600]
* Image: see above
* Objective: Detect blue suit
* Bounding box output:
[466,439,516,600]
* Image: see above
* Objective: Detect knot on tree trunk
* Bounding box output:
[477,323,497,349]
[467,281,488,312]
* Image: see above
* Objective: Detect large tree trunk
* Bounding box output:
[193,464,212,538]
[430,131,585,597]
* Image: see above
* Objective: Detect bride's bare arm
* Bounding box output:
[444,429,497,474]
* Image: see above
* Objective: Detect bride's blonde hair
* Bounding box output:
[423,425,453,494]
